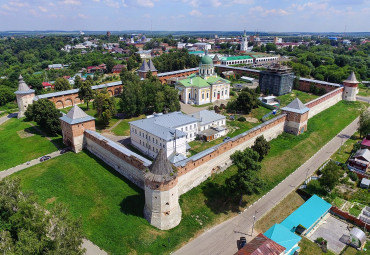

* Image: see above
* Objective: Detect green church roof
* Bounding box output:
[200,55,213,65]
[220,55,253,61]
[179,76,229,88]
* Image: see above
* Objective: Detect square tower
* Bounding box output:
[60,105,96,152]
[14,75,35,118]
[281,98,310,135]
[259,64,294,96]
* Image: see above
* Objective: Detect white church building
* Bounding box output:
[175,52,231,105]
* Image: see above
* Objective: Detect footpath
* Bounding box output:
[174,115,360,255]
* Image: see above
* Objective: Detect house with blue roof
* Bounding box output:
[264,195,332,255]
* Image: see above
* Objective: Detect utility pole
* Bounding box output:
[251,210,257,236]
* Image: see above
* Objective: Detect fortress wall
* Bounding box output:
[84,130,151,189]
[175,114,286,195]
[306,87,344,119]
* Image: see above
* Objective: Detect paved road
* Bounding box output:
[356,96,370,104]
[0,113,17,125]
[174,116,360,255]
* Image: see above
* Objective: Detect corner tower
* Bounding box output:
[240,30,248,52]
[144,149,181,230]
[342,71,359,101]
[281,98,309,135]
[60,105,95,152]
[15,75,35,118]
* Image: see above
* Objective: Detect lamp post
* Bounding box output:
[251,210,257,237]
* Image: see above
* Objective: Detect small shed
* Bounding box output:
[360,178,370,189]
[349,228,366,249]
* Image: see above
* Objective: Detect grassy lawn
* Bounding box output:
[188,137,225,156]
[255,191,305,233]
[358,84,370,97]
[0,118,60,171]
[299,237,335,255]
[349,203,363,217]
[250,106,271,120]
[332,197,345,208]
[341,243,370,255]
[277,90,319,107]
[8,100,365,255]
[112,115,145,136]
[331,133,360,163]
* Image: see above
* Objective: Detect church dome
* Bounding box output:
[200,55,213,65]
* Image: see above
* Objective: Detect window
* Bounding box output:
[156,139,158,144]
[202,93,204,99]
[207,92,209,98]
[139,131,141,136]
[194,124,196,129]
[186,126,188,131]
[225,89,228,95]
[181,128,183,131]
[214,92,216,97]
[160,143,162,146]
[190,133,192,138]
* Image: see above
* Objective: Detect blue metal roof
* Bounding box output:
[280,195,332,232]
[60,115,95,125]
[264,224,301,253]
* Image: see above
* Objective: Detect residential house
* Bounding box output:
[112,64,126,73]
[348,149,370,172]
[234,233,285,255]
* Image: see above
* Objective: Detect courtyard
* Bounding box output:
[308,215,350,254]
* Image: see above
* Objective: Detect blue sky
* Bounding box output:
[0,0,369,32]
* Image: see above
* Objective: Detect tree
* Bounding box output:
[227,88,258,114]
[78,80,94,110]
[93,89,116,126]
[54,77,71,91]
[0,178,85,255]
[74,76,82,88]
[106,58,115,73]
[25,98,62,135]
[0,85,15,106]
[319,161,342,191]
[226,148,264,203]
[358,110,370,138]
[252,135,270,161]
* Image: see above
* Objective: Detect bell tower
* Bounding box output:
[342,71,359,101]
[143,149,181,230]
[240,30,248,52]
[14,75,35,118]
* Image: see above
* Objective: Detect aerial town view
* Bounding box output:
[0,0,369,254]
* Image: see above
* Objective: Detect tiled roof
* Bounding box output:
[281,98,309,114]
[138,60,150,72]
[60,105,95,125]
[234,233,285,255]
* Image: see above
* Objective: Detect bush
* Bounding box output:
[230,91,236,96]
[348,171,358,182]
[316,237,325,244]
[238,116,246,122]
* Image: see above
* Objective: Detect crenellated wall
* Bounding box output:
[84,130,151,189]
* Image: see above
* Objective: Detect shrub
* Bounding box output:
[348,171,358,182]
[230,91,236,96]
[238,116,246,122]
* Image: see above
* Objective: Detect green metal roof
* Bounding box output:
[206,76,230,84]
[200,55,213,65]
[189,51,204,54]
[220,55,253,61]
[179,76,210,88]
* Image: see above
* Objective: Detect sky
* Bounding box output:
[0,0,369,32]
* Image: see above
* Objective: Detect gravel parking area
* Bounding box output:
[308,215,349,254]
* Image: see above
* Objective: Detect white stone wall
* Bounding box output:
[177,120,285,195]
[16,93,34,118]
[343,86,358,101]
[85,136,146,189]
[306,91,343,119]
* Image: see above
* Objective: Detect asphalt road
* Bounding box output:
[0,113,17,126]
[174,115,360,255]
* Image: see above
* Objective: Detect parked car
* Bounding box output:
[240,236,247,248]
[223,136,231,142]
[40,156,51,162]
[60,148,70,154]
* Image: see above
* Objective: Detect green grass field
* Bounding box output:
[299,237,335,255]
[9,100,365,254]
[0,118,60,171]
[357,84,370,97]
[331,133,360,163]
[277,90,319,107]
[111,115,145,136]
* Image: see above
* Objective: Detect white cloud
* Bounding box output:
[9,1,29,7]
[137,0,155,7]
[249,6,290,16]
[60,0,81,5]
[78,13,88,18]
[103,0,120,8]
[189,9,202,16]
[211,0,221,7]
[1,4,16,11]
[231,0,254,4]
[38,6,47,12]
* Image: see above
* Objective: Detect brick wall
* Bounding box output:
[297,80,340,93]
[330,206,370,231]
[305,87,344,119]
[157,70,199,84]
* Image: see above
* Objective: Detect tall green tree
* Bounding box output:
[94,89,117,126]
[106,58,115,73]
[319,161,342,191]
[0,86,15,106]
[0,178,85,255]
[54,77,71,91]
[358,110,370,138]
[74,76,82,88]
[78,80,94,110]
[25,98,62,135]
[251,135,270,161]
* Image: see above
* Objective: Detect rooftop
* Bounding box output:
[343,71,359,84]
[234,233,285,255]
[281,98,309,114]
[178,75,229,88]
[15,75,35,95]
[145,149,177,182]
[60,105,95,125]
[264,224,301,253]
[280,195,332,232]
[353,149,370,162]
[220,55,253,61]
[191,110,225,126]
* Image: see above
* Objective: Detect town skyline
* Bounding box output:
[0,0,369,32]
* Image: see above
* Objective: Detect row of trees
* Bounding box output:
[226,136,271,203]
[151,49,200,73]
[120,69,180,117]
[0,178,85,254]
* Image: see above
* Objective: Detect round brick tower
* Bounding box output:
[144,149,181,230]
[342,71,359,101]
[15,75,35,118]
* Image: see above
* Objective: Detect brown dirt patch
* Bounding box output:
[45,197,57,204]
[17,129,35,138]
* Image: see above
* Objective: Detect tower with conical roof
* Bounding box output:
[143,149,181,230]
[281,98,310,135]
[60,105,96,152]
[342,71,359,101]
[240,30,248,52]
[14,75,35,118]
